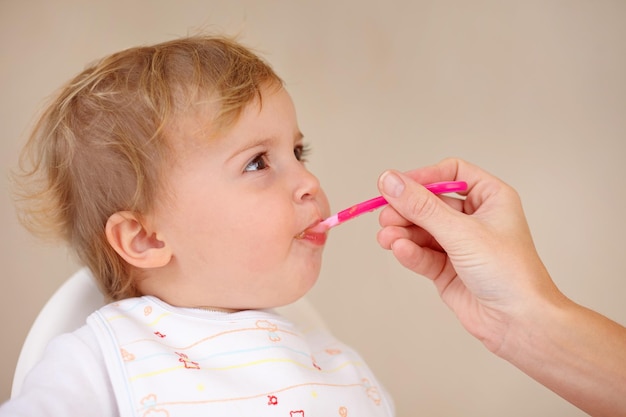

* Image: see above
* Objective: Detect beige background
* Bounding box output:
[2,1,625,415]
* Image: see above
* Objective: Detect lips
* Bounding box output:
[297,229,327,245]
[295,220,327,245]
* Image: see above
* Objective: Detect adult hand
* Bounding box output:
[376,158,563,354]
[376,158,626,417]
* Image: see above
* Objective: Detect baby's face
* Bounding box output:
[144,86,330,310]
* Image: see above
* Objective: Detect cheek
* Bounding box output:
[210,202,294,262]
[238,210,293,251]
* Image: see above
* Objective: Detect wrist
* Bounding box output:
[495,288,572,364]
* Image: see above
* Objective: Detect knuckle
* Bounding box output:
[404,192,438,222]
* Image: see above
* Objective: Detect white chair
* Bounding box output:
[11,267,328,398]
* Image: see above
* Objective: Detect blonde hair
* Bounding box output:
[14,35,282,300]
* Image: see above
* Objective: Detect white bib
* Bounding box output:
[88,296,394,417]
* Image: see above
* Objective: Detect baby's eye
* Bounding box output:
[244,153,269,172]
[294,144,311,163]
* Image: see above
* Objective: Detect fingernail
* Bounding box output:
[381,171,405,198]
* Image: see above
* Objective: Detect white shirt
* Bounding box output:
[0,325,118,417]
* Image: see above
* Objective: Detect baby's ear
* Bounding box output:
[105,211,172,269]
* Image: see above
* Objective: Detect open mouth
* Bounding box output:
[295,230,327,245]
[295,221,327,245]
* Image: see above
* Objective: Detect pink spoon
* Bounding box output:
[308,180,467,233]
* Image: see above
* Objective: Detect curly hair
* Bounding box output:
[13,35,282,300]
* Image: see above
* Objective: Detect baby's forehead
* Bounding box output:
[166,80,292,158]
[170,79,269,129]
[168,81,279,141]
[166,98,240,146]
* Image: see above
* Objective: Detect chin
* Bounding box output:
[275,282,317,308]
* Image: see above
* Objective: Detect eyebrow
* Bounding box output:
[228,131,305,161]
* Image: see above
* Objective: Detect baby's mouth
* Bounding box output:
[295,222,328,245]
[296,230,327,245]
[296,220,321,239]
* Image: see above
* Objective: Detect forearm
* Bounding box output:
[502,297,626,417]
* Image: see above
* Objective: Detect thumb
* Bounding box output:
[378,170,459,239]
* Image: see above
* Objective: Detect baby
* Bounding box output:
[3,36,394,416]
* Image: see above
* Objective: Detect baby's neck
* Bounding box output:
[193,305,241,313]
